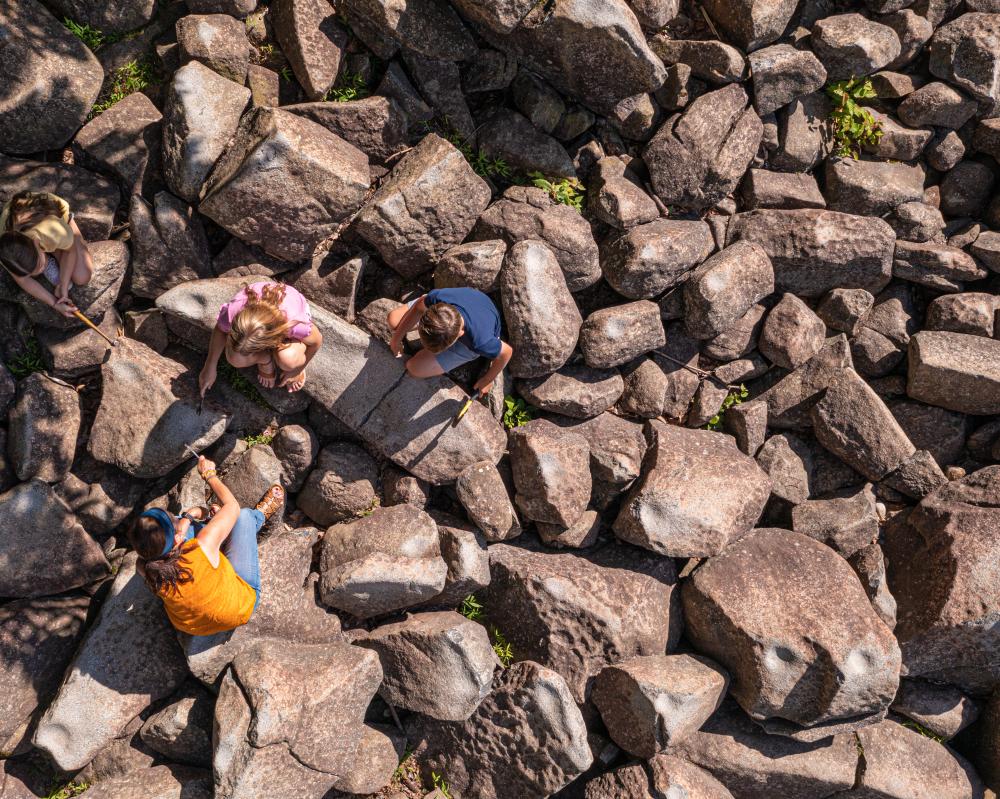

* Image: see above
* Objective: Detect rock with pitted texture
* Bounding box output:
[200,107,368,263]
[683,528,901,741]
[898,82,979,129]
[602,219,716,299]
[684,241,773,340]
[162,61,250,204]
[811,14,901,80]
[481,543,680,703]
[355,134,490,278]
[791,484,879,558]
[297,442,379,528]
[759,294,826,370]
[580,301,665,369]
[455,460,520,542]
[615,421,771,558]
[358,611,497,720]
[433,240,507,293]
[508,418,590,526]
[33,554,188,771]
[129,192,212,299]
[824,157,925,217]
[140,683,215,766]
[892,680,980,740]
[700,0,798,50]
[285,97,409,165]
[500,241,583,378]
[584,756,735,799]
[213,638,383,798]
[929,12,1000,106]
[727,209,894,297]
[651,38,747,85]
[0,0,104,154]
[8,373,80,483]
[592,654,729,757]
[518,364,623,419]
[644,84,762,211]
[410,661,592,799]
[886,466,1000,693]
[176,13,251,83]
[0,480,108,599]
[588,156,660,230]
[473,186,601,292]
[893,239,987,293]
[319,504,447,619]
[907,331,1000,415]
[749,44,827,116]
[272,0,347,100]
[76,765,213,799]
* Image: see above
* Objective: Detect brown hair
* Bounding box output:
[127,516,195,596]
[3,191,66,231]
[226,282,297,357]
[419,303,463,353]
[0,231,39,277]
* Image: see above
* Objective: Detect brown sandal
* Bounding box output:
[255,484,285,521]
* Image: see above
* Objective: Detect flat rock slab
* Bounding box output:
[908,331,1000,415]
[614,422,771,558]
[156,277,505,484]
[8,373,80,483]
[683,529,900,741]
[0,480,109,599]
[410,661,592,799]
[481,542,680,703]
[33,554,189,771]
[88,337,229,479]
[79,765,213,799]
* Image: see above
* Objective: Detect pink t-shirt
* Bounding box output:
[216,282,313,340]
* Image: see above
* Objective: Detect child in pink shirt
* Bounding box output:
[199,281,323,395]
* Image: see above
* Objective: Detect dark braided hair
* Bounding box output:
[127,515,196,595]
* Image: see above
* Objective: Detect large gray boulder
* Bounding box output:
[727,209,895,297]
[129,192,213,299]
[33,554,189,771]
[284,96,409,164]
[341,0,476,61]
[176,13,251,83]
[213,639,383,798]
[684,241,774,340]
[410,661,592,799]
[886,467,1000,693]
[811,13,901,80]
[319,504,448,618]
[156,277,506,483]
[88,337,228,478]
[929,12,1000,106]
[162,61,250,204]
[200,107,369,263]
[500,241,583,378]
[508,419,591,527]
[614,422,771,558]
[182,527,342,685]
[908,331,1000,415]
[700,0,798,50]
[824,157,925,216]
[517,364,624,420]
[358,611,497,720]
[644,84,762,211]
[272,0,347,100]
[472,186,601,292]
[8,373,80,483]
[580,301,665,369]
[585,756,736,799]
[0,480,109,598]
[354,133,491,278]
[296,442,379,527]
[0,0,104,154]
[683,529,901,741]
[601,219,716,299]
[0,595,90,754]
[481,543,680,702]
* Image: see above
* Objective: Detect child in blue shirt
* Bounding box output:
[388,287,513,394]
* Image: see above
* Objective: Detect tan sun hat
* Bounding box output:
[24,215,75,252]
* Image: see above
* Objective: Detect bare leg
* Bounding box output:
[276,342,308,391]
[386,303,408,331]
[405,348,445,378]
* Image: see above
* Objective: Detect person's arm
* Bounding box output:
[473,340,513,394]
[193,457,241,556]
[389,296,426,356]
[11,273,76,317]
[199,326,228,396]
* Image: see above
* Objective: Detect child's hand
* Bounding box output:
[199,365,217,396]
[54,297,78,318]
[390,336,404,358]
[473,376,493,394]
[197,456,217,477]
[55,282,71,301]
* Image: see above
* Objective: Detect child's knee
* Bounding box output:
[276,344,306,371]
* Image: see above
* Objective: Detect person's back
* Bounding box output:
[158,539,256,636]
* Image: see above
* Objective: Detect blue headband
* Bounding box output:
[140,508,177,557]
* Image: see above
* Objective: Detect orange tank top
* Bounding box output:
[158,542,256,636]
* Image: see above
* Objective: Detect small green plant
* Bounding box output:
[63,17,105,50]
[219,361,271,408]
[45,781,88,799]
[280,65,294,82]
[355,496,381,518]
[502,395,534,429]
[324,71,369,102]
[528,171,585,212]
[91,58,157,116]
[901,719,944,742]
[242,431,275,447]
[490,625,514,667]
[431,771,453,798]
[825,77,883,158]
[460,593,484,623]
[6,336,46,379]
[443,131,510,181]
[705,384,748,431]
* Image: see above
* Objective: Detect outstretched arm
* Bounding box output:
[194,457,241,556]
[12,273,76,317]
[388,296,426,357]
[474,340,513,394]
[199,326,228,397]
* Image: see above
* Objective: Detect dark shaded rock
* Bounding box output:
[288,251,365,322]
[435,522,491,605]
[270,424,318,493]
[536,509,602,548]
[129,191,212,299]
[479,109,575,178]
[892,680,980,740]
[272,0,347,100]
[43,0,156,33]
[381,464,429,508]
[402,51,475,141]
[511,70,565,133]
[791,483,878,557]
[644,84,762,211]
[849,541,898,629]
[200,107,368,263]
[140,683,215,766]
[908,331,1000,414]
[683,528,900,740]
[8,373,80,483]
[770,92,833,172]
[739,169,826,210]
[355,133,490,278]
[929,12,1000,106]
[700,0,798,50]
[481,543,680,702]
[941,160,995,218]
[341,0,476,61]
[864,110,933,161]
[651,37,747,85]
[615,421,771,557]
[601,219,715,299]
[727,209,894,297]
[702,303,767,361]
[285,96,408,165]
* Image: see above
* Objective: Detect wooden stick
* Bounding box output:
[73,310,117,347]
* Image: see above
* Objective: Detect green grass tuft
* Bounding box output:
[900,719,945,743]
[279,65,294,82]
[431,771,453,798]
[63,18,105,51]
[528,171,585,212]
[45,781,88,799]
[705,384,748,431]
[324,72,369,102]
[502,395,534,430]
[91,58,157,116]
[219,362,271,408]
[444,131,511,181]
[460,593,484,623]
[826,77,883,159]
[242,432,275,447]
[6,336,46,379]
[490,625,514,667]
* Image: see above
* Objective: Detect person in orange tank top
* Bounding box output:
[127,455,285,636]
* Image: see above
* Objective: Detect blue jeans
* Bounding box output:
[224,508,264,608]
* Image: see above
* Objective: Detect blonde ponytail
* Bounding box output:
[226,283,297,356]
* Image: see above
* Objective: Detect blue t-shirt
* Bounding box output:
[425,288,502,359]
